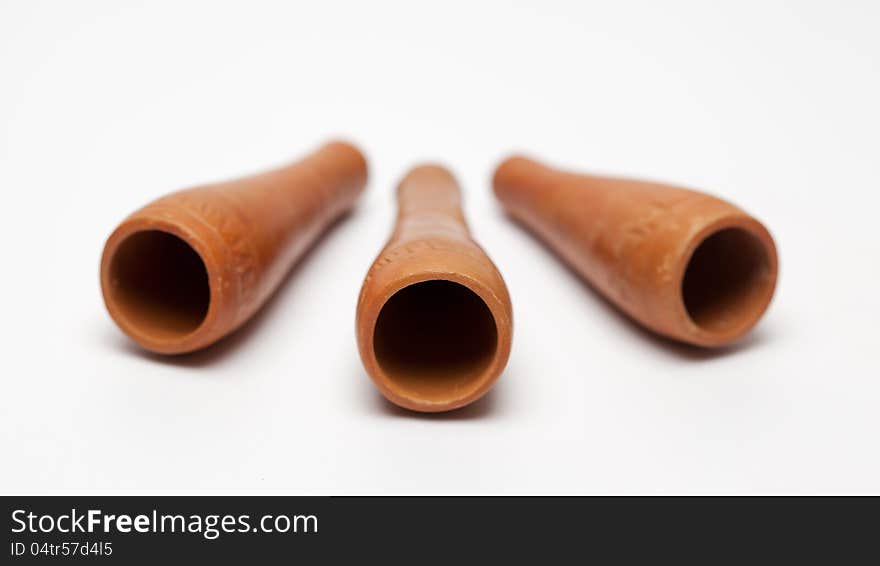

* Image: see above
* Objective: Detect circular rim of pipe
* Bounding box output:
[674,214,778,347]
[100,219,221,355]
[360,272,512,413]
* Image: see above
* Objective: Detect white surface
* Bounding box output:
[1,0,878,494]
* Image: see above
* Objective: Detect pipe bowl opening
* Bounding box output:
[106,230,210,342]
[682,227,774,336]
[372,280,500,406]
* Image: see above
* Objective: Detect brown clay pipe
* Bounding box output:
[493,156,778,347]
[356,165,513,412]
[101,141,368,354]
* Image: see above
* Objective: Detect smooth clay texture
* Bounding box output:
[493,156,778,347]
[101,141,368,354]
[356,165,513,412]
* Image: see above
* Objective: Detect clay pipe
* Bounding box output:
[493,156,778,347]
[101,141,368,354]
[356,165,513,412]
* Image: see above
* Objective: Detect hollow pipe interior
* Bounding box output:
[372,280,499,403]
[106,230,210,341]
[681,227,773,334]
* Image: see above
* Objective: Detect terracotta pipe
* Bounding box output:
[356,165,513,412]
[101,141,368,354]
[493,156,777,347]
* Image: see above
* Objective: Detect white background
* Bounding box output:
[1,0,878,494]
